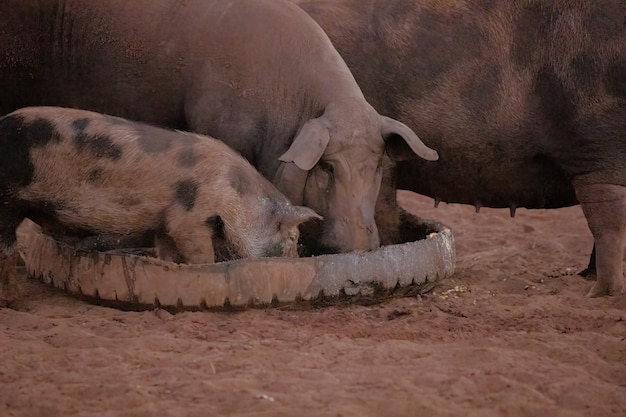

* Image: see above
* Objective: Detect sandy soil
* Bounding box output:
[1,190,625,417]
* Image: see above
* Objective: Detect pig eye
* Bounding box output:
[313,160,334,192]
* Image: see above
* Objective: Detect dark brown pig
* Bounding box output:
[0,0,438,255]
[0,106,321,302]
[295,0,626,296]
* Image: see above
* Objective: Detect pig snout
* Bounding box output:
[322,210,381,254]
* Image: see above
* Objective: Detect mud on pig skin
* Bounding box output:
[0,106,321,303]
[0,0,438,255]
[295,0,626,297]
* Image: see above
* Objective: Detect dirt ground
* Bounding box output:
[1,190,624,417]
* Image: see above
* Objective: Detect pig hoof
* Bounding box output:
[585,283,608,297]
[585,282,623,298]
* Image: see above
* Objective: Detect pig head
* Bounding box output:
[273,99,437,253]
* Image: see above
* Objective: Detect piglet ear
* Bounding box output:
[281,205,323,230]
[279,117,331,171]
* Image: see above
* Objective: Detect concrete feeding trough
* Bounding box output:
[16,209,455,311]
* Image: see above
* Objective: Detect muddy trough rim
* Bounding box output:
[16,211,455,311]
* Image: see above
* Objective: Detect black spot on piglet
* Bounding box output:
[74,132,123,161]
[0,115,60,190]
[27,118,61,147]
[137,132,173,153]
[71,116,122,160]
[87,167,105,183]
[174,180,199,211]
[229,167,251,196]
[72,118,89,132]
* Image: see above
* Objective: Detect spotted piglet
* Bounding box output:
[0,106,321,289]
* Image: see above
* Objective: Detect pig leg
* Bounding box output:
[154,234,185,264]
[573,181,626,297]
[164,208,216,264]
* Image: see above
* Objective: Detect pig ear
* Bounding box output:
[380,116,439,161]
[279,118,331,171]
[281,205,323,230]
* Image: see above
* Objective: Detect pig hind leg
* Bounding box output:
[574,181,626,297]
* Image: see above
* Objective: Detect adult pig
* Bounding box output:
[0,0,438,255]
[0,106,321,269]
[295,0,626,296]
